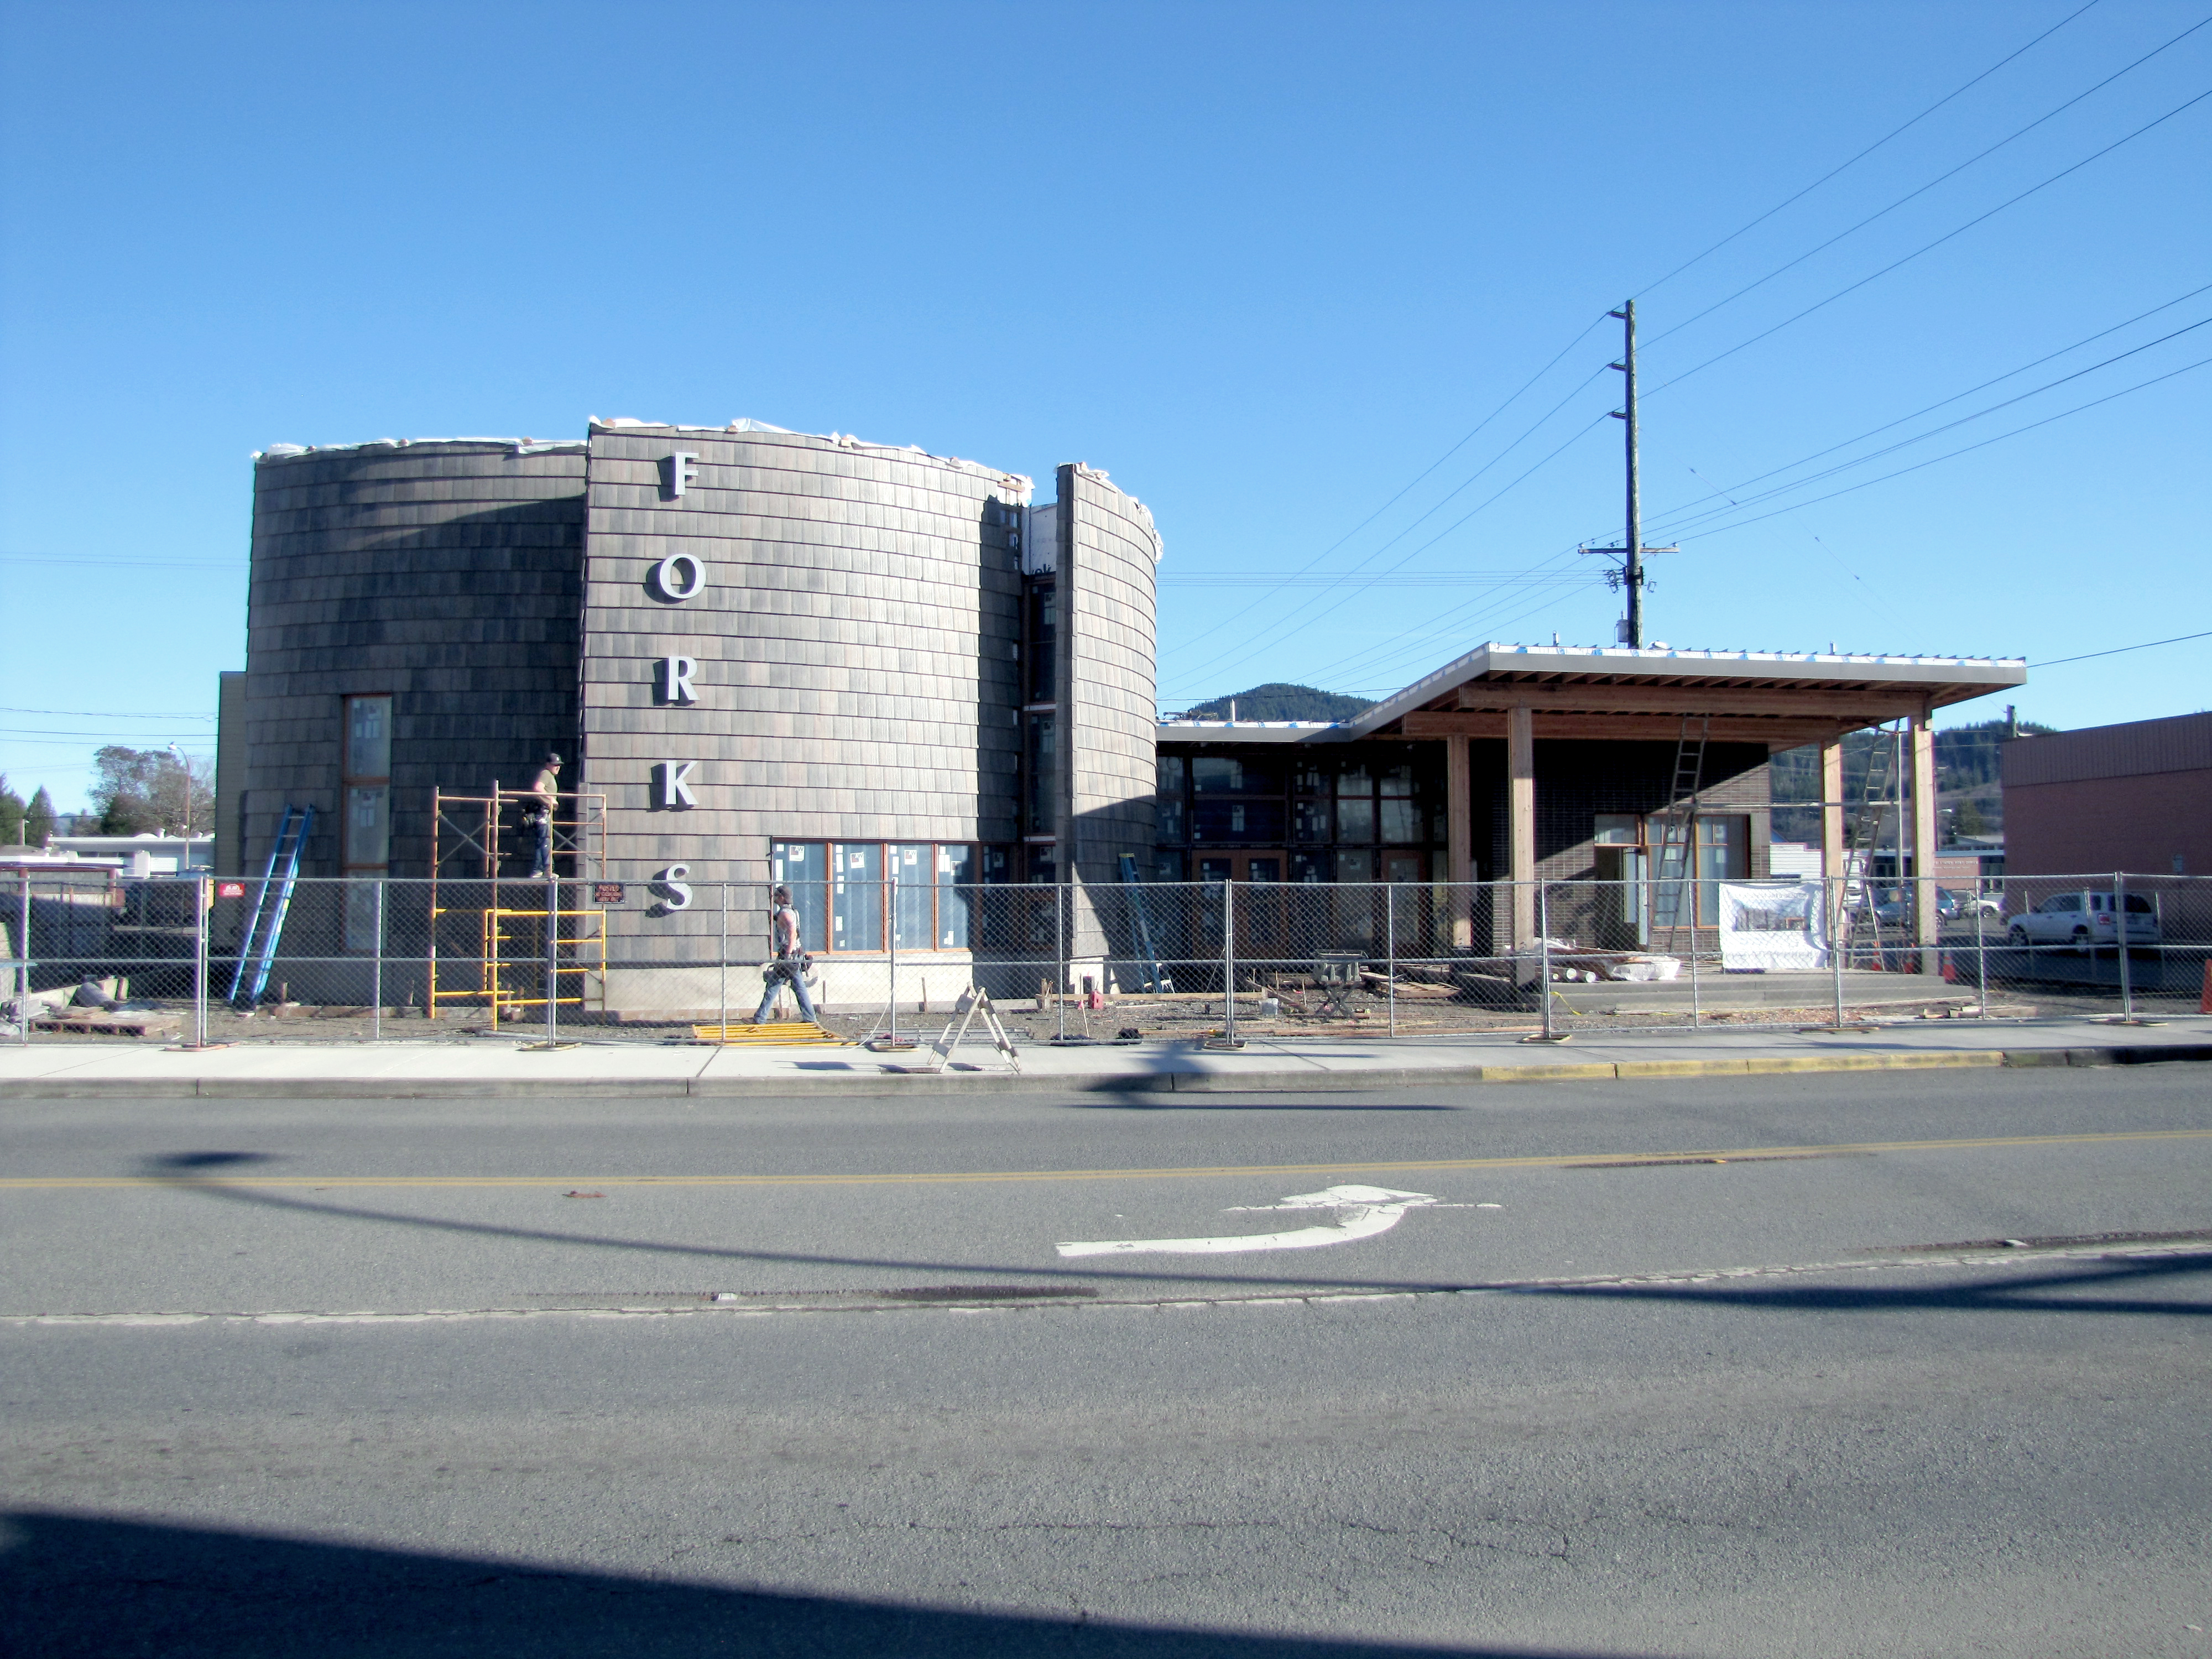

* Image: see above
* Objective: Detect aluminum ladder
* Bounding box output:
[228,805,314,1009]
[1649,717,1709,933]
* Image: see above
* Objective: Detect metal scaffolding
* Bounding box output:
[427,785,609,1021]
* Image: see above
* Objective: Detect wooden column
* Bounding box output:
[1819,736,1846,940]
[1911,707,1940,974]
[1509,704,1536,947]
[1444,734,1473,949]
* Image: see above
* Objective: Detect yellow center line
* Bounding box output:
[2,1129,2209,1190]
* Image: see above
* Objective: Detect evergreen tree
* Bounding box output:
[0,778,24,846]
[24,787,56,844]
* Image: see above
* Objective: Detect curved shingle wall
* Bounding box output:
[239,441,586,876]
[580,424,1027,916]
[1060,463,1161,879]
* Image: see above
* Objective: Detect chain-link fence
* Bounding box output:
[6,870,2208,1046]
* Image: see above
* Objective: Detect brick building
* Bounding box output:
[2001,711,2212,877]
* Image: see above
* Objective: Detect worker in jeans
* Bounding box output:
[526,753,561,878]
[755,885,818,1024]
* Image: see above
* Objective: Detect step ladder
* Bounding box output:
[1650,717,1708,932]
[1836,726,1901,968]
[228,805,314,1009]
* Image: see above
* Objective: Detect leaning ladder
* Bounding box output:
[1118,852,1166,994]
[1836,724,1901,967]
[228,804,314,1009]
[1650,717,1709,935]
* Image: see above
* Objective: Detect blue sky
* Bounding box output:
[2,0,2206,811]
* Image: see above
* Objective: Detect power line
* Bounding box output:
[2033,628,2212,666]
[1644,283,2212,525]
[1645,13,2212,349]
[1635,0,2107,298]
[0,707,216,719]
[1677,353,2212,541]
[1162,411,1616,691]
[1645,316,2212,539]
[1645,85,2212,399]
[1154,313,1611,662]
[0,556,243,571]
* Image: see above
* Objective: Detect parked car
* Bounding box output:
[2005,890,2161,948]
[1871,887,1965,926]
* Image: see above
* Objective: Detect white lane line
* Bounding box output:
[1055,1185,1437,1258]
[3,1243,2204,1329]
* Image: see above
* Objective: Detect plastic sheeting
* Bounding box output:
[1718,879,1829,971]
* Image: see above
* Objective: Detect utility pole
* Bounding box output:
[1579,300,1677,648]
[1614,301,1644,649]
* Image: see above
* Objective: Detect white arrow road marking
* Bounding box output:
[1056,1185,1439,1258]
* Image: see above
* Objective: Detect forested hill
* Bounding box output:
[1769,717,2057,838]
[1180,684,1378,722]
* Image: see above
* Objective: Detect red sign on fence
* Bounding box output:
[216,882,245,899]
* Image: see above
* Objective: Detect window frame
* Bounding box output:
[768,839,1003,953]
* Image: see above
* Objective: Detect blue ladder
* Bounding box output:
[1118,852,1167,994]
[228,805,314,1009]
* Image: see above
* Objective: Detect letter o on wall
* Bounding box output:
[651,553,706,602]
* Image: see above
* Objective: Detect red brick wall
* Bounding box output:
[2004,768,2212,876]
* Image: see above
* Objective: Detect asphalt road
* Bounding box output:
[4,1067,2210,1656]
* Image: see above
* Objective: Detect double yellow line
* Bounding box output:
[3,1128,2209,1191]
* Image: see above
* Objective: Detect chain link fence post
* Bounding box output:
[191,872,210,1049]
[14,874,29,1045]
[888,873,900,1046]
[1973,888,1988,1016]
[1385,882,1397,1038]
[1829,873,1847,1027]
[1536,881,1554,1040]
[2115,870,2133,1019]
[1222,879,1238,1045]
[718,880,729,1036]
[544,872,559,1046]
[1053,878,1067,1043]
[370,879,384,1043]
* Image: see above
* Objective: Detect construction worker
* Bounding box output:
[755,884,818,1024]
[526,752,561,878]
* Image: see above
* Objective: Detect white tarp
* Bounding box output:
[1718,880,1829,971]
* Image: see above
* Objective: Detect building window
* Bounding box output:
[1024,712,1057,835]
[1026,583,1058,704]
[342,694,392,950]
[770,840,1001,952]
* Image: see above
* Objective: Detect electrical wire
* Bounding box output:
[1635,0,2107,299]
[1645,14,2212,349]
[1155,313,1611,658]
[1645,85,2212,399]
[1644,316,2212,538]
[1159,413,1615,694]
[0,707,215,719]
[2033,628,2212,666]
[1676,352,2212,542]
[1643,283,2212,525]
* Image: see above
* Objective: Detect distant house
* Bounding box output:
[2001,712,2211,877]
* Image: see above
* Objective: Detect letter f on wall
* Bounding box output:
[656,760,698,808]
[664,451,699,498]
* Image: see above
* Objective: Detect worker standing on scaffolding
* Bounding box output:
[525,752,561,879]
[755,884,818,1024]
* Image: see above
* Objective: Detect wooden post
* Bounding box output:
[1445,734,1472,948]
[1509,704,1536,948]
[1911,707,1940,975]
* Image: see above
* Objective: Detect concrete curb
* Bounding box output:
[6,1043,2207,1100]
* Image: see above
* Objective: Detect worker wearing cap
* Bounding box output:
[526,753,561,878]
[754,884,818,1024]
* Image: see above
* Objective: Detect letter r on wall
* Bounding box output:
[661,656,698,703]
[656,760,698,809]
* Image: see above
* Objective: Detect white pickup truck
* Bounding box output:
[2005,890,2161,948]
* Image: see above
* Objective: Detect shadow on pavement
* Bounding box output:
[2,1509,1625,1658]
[129,1154,2212,1313]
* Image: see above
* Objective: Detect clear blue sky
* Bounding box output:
[2,0,2206,812]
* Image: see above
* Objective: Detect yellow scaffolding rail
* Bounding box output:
[427,785,609,1021]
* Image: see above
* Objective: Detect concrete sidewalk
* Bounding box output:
[2,1015,2209,1098]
